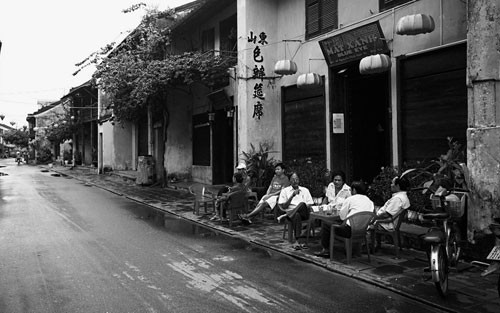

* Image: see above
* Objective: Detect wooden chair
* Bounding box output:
[330,211,375,263]
[188,184,216,216]
[225,190,249,227]
[370,209,408,259]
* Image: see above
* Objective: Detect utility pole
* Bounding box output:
[467,0,500,241]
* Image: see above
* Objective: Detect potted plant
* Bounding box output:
[241,143,277,198]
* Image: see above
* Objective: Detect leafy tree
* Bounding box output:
[3,129,30,148]
[75,5,235,186]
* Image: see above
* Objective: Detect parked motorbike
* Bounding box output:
[16,157,22,165]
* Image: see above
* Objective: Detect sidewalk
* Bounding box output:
[46,165,499,313]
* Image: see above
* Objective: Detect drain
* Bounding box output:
[0,172,8,176]
[50,173,61,177]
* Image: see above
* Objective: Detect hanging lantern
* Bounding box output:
[296,73,322,89]
[396,14,435,36]
[274,60,298,75]
[359,54,392,75]
[0,114,5,120]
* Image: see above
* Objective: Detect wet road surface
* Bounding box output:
[0,160,446,312]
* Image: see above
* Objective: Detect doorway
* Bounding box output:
[333,65,390,183]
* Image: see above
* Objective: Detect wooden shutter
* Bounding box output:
[282,83,326,161]
[400,44,467,163]
[306,0,337,39]
[306,0,320,38]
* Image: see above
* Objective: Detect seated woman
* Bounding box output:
[239,163,289,225]
[322,170,352,209]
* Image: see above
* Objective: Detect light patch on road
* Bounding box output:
[122,271,135,281]
[168,259,275,310]
[125,261,141,272]
[213,255,234,262]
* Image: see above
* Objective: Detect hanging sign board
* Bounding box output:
[319,21,389,68]
[332,113,344,134]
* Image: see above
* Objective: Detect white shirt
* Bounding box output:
[376,191,411,230]
[325,183,352,209]
[278,186,314,210]
[338,194,374,226]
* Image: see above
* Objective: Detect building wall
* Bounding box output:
[237,0,466,167]
[165,89,193,179]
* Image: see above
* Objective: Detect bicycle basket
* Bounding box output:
[429,193,466,219]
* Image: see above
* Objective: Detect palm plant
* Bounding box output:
[241,143,277,188]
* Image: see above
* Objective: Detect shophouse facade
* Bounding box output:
[97,0,498,236]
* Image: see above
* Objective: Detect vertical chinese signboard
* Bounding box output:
[247,30,268,119]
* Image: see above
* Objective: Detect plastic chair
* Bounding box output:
[188,184,216,215]
[370,209,408,258]
[283,216,314,243]
[330,211,375,263]
[225,190,249,227]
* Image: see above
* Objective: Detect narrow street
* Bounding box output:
[0,160,445,312]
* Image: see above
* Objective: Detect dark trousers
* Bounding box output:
[320,222,351,249]
[288,203,310,240]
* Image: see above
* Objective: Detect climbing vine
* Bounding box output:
[75,5,235,123]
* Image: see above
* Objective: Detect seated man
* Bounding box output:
[316,181,374,257]
[240,163,289,225]
[277,172,314,248]
[372,176,411,231]
[212,172,247,222]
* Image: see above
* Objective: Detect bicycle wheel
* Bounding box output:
[430,244,449,297]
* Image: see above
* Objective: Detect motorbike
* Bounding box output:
[16,156,22,165]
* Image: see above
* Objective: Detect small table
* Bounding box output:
[306,209,342,244]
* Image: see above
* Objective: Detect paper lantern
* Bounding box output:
[274,60,298,75]
[297,73,322,89]
[359,54,391,75]
[396,14,435,35]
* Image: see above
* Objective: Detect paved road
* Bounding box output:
[0,160,445,313]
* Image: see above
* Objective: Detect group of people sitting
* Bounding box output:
[212,162,411,256]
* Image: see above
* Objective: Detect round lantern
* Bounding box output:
[296,73,322,89]
[274,60,298,75]
[396,14,435,35]
[359,54,391,75]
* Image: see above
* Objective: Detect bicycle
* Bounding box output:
[420,191,467,297]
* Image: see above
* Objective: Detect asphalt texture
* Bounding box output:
[4,161,498,312]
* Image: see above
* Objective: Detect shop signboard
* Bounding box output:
[319,21,389,68]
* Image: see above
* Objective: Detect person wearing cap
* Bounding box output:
[236,162,252,192]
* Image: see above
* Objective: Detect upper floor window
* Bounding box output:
[379,0,412,11]
[201,28,215,53]
[220,14,237,58]
[306,0,338,40]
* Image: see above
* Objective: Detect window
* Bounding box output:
[201,28,214,53]
[220,14,237,58]
[306,0,338,39]
[379,0,412,11]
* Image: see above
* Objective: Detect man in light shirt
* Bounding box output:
[277,173,314,246]
[372,176,410,231]
[316,181,374,257]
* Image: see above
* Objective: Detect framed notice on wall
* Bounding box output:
[332,113,344,134]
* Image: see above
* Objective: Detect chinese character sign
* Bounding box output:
[248,30,268,119]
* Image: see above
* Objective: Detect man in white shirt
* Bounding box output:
[316,181,374,257]
[372,176,410,231]
[278,173,314,245]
